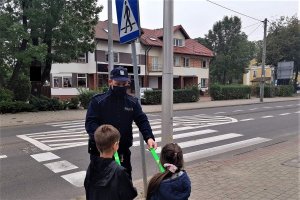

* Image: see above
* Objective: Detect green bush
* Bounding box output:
[68,97,80,109]
[210,84,251,100]
[251,85,275,98]
[0,88,14,102]
[142,87,200,105]
[0,101,34,114]
[29,95,66,111]
[275,85,294,97]
[78,88,102,109]
[13,75,31,101]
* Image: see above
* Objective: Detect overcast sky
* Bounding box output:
[98,0,298,41]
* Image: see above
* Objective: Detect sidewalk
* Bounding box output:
[72,135,299,200]
[134,135,299,200]
[1,96,299,127]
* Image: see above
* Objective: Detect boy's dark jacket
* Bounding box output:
[84,157,137,200]
[150,171,191,200]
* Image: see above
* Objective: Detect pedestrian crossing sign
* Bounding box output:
[115,0,140,44]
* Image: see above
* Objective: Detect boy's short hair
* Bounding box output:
[94,124,120,153]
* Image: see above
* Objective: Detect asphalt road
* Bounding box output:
[0,101,299,200]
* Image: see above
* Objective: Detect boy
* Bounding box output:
[84,124,138,200]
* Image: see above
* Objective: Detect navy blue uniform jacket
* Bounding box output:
[85,88,154,152]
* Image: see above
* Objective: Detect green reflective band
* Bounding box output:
[149,148,165,173]
[114,152,121,165]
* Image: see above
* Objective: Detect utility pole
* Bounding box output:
[161,0,174,145]
[108,0,114,76]
[260,18,267,102]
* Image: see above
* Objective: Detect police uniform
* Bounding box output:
[85,67,154,179]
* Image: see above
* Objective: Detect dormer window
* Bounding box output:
[173,38,183,47]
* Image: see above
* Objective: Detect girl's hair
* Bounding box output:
[146,143,184,200]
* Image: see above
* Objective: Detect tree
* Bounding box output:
[197,16,255,84]
[0,0,102,95]
[264,16,300,86]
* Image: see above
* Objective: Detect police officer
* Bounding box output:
[85,66,157,179]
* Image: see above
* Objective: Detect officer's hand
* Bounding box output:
[147,138,157,150]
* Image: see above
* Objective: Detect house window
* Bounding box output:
[152,56,159,70]
[202,60,207,68]
[201,78,207,88]
[53,77,61,88]
[105,52,119,63]
[253,70,257,78]
[63,77,72,88]
[174,56,180,67]
[173,38,183,47]
[77,74,87,88]
[183,57,190,67]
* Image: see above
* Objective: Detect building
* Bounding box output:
[50,21,213,99]
[243,65,274,86]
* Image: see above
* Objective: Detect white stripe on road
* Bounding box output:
[261,116,274,118]
[46,120,85,125]
[44,160,78,173]
[30,131,86,139]
[0,155,7,159]
[51,122,84,127]
[31,152,60,162]
[184,137,271,162]
[33,134,87,140]
[41,138,87,143]
[50,142,88,150]
[279,113,291,116]
[214,112,226,114]
[233,110,243,112]
[294,111,300,114]
[133,126,200,139]
[156,133,242,153]
[249,108,258,111]
[61,124,85,129]
[275,106,283,108]
[134,129,237,147]
[239,118,254,122]
[263,107,272,109]
[17,135,52,151]
[61,171,86,187]
[24,130,70,136]
[48,142,87,147]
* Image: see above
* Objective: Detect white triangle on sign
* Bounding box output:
[120,0,139,37]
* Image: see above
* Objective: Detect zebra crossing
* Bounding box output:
[23,114,272,188]
[17,114,238,151]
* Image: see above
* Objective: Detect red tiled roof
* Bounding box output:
[95,20,120,41]
[95,21,213,57]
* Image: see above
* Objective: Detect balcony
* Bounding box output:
[150,64,163,72]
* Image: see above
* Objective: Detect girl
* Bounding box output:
[147,143,191,200]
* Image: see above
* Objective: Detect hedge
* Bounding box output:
[0,101,35,114]
[275,85,294,97]
[251,85,276,98]
[142,87,200,105]
[29,95,66,111]
[0,88,14,102]
[210,84,251,100]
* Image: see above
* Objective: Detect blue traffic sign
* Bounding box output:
[115,0,140,44]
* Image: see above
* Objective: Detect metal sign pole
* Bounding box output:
[131,41,148,195]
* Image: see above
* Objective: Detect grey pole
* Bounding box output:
[260,18,267,102]
[108,0,114,76]
[131,41,148,195]
[161,0,174,145]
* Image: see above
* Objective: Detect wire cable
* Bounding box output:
[206,0,263,22]
[247,23,263,37]
[242,22,262,29]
